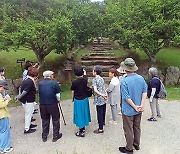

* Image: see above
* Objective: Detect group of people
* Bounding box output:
[0,57,163,153]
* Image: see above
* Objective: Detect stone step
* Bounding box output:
[81,56,117,60]
[92,46,112,50]
[87,52,115,56]
[81,60,118,65]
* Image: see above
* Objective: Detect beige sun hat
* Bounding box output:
[120,58,138,72]
[117,62,126,74]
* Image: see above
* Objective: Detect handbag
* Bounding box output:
[87,87,93,97]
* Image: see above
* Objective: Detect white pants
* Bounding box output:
[23,102,35,131]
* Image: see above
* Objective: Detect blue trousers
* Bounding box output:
[0,118,11,151]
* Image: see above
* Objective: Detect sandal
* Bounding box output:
[93,129,104,134]
[147,117,157,121]
[75,131,85,137]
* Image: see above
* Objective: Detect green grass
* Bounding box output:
[0,47,64,79]
[166,86,180,101]
[157,47,180,68]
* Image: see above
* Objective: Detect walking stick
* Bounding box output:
[58,102,66,125]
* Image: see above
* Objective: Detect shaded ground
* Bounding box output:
[9,99,180,154]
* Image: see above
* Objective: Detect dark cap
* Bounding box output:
[0,80,8,90]
[0,67,4,73]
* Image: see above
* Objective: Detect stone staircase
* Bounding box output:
[81,39,119,82]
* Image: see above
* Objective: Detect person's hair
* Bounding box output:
[28,67,39,77]
[109,67,119,77]
[24,61,33,70]
[149,67,159,78]
[74,66,83,76]
[93,66,102,75]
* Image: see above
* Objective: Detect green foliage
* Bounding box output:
[106,0,180,63]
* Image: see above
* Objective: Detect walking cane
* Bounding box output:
[58,102,66,125]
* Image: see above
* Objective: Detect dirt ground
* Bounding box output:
[9,99,180,154]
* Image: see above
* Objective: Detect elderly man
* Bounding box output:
[119,58,147,153]
[38,70,62,142]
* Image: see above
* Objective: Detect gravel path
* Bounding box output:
[9,99,180,154]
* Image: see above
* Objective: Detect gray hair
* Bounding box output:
[148,67,159,77]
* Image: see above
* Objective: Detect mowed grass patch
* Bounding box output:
[0,47,64,79]
[166,86,180,101]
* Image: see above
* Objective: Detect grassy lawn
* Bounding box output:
[0,47,63,79]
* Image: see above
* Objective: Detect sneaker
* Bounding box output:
[31,118,36,122]
[119,147,133,153]
[3,147,13,153]
[52,133,62,142]
[157,115,162,118]
[33,111,38,114]
[133,144,140,150]
[109,120,117,124]
[42,138,47,142]
[24,128,36,134]
[147,117,157,121]
[118,112,122,115]
[93,129,104,134]
[75,131,85,137]
[30,124,37,128]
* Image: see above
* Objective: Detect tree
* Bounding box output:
[0,0,74,66]
[106,0,180,63]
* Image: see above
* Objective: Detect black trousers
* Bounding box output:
[96,103,106,130]
[40,104,60,139]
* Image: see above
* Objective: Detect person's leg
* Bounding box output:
[40,105,50,140]
[96,105,104,130]
[149,98,157,119]
[156,99,161,117]
[102,104,106,125]
[133,114,142,149]
[0,118,11,151]
[122,114,134,151]
[24,103,35,131]
[110,104,117,122]
[50,104,60,139]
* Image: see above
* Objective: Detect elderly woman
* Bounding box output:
[107,68,120,124]
[147,67,161,121]
[71,66,91,137]
[0,80,13,153]
[92,66,107,134]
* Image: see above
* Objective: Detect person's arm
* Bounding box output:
[106,84,115,93]
[125,98,139,112]
[17,90,28,100]
[56,93,61,102]
[0,96,9,108]
[149,88,156,102]
[93,86,107,99]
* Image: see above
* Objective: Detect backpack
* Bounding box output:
[153,77,167,99]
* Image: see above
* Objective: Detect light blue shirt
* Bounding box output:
[121,73,147,116]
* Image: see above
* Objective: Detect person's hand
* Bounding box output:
[137,106,144,112]
[83,68,86,75]
[5,94,11,101]
[15,96,19,102]
[102,94,108,99]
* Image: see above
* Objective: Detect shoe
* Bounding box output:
[118,112,122,115]
[33,111,38,114]
[93,129,104,134]
[3,147,13,153]
[31,118,36,122]
[75,131,85,137]
[147,117,157,121]
[119,147,133,153]
[109,120,117,124]
[133,144,140,150]
[34,109,38,112]
[30,124,37,128]
[157,115,161,118]
[42,138,47,142]
[52,133,62,142]
[24,129,36,134]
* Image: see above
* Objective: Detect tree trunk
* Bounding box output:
[149,54,156,63]
[37,55,44,67]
